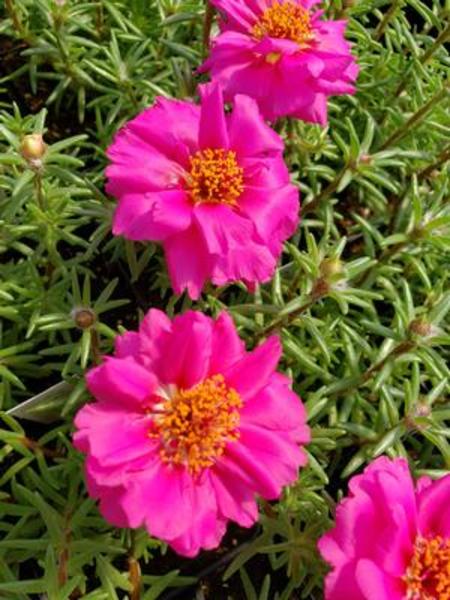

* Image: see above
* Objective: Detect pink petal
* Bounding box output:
[164,226,212,299]
[223,336,281,399]
[86,356,158,408]
[198,82,229,150]
[113,190,192,241]
[210,0,259,32]
[158,310,213,388]
[209,311,246,375]
[239,183,299,256]
[210,468,258,527]
[355,559,404,599]
[128,96,200,163]
[241,373,310,443]
[137,464,223,555]
[237,423,305,492]
[322,561,366,600]
[106,136,183,197]
[74,403,153,467]
[228,93,284,158]
[114,331,141,360]
[194,204,276,287]
[417,473,450,537]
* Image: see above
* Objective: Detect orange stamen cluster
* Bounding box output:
[151,375,242,474]
[404,536,450,599]
[187,148,244,206]
[252,1,314,47]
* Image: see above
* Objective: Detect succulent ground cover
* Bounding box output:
[0,0,449,598]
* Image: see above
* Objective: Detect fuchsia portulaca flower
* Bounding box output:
[318,456,450,599]
[106,82,299,299]
[73,309,310,557]
[200,0,359,124]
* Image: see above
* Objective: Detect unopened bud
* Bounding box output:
[414,402,431,418]
[360,154,372,165]
[409,318,432,337]
[311,277,330,299]
[21,134,47,161]
[72,307,96,329]
[320,258,344,278]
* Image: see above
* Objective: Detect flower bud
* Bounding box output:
[72,307,96,329]
[20,134,47,161]
[409,318,432,337]
[320,258,344,278]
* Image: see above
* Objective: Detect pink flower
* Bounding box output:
[106,82,299,299]
[73,309,310,557]
[318,456,450,599]
[200,0,359,124]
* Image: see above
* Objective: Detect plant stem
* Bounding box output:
[418,144,450,181]
[90,328,102,365]
[394,22,450,99]
[303,167,347,214]
[379,83,449,150]
[202,0,215,53]
[34,172,45,210]
[254,280,330,341]
[374,0,403,41]
[128,531,141,600]
[5,0,25,37]
[331,341,416,400]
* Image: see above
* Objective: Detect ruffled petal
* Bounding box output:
[228,93,284,158]
[164,225,213,299]
[158,310,213,388]
[355,559,404,600]
[223,336,281,400]
[113,190,192,241]
[128,96,200,163]
[135,464,223,555]
[209,311,246,375]
[74,403,153,467]
[115,308,172,367]
[417,473,450,537]
[239,183,299,256]
[198,82,229,150]
[210,467,258,527]
[86,356,158,408]
[241,373,310,443]
[194,203,276,286]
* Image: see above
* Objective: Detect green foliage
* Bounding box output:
[0,0,449,597]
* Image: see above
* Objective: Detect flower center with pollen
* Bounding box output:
[404,536,450,599]
[150,374,242,474]
[187,148,244,206]
[252,1,314,47]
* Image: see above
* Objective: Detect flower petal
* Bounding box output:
[86,356,158,408]
[164,226,212,299]
[224,336,281,399]
[158,310,213,388]
[198,82,229,150]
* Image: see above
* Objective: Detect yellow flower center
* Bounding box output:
[151,375,242,474]
[404,536,450,599]
[187,148,244,206]
[252,1,314,47]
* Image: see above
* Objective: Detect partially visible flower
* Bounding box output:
[73,309,310,557]
[200,0,358,124]
[318,456,450,599]
[106,82,299,299]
